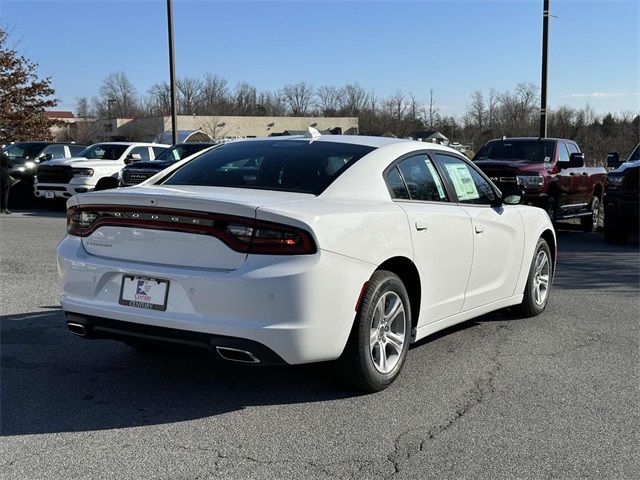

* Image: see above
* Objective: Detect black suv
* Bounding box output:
[604,144,639,244]
[119,142,215,187]
[1,141,87,205]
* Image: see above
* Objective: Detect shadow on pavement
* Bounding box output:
[553,230,639,292]
[1,309,352,436]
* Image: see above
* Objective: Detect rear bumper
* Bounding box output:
[65,312,286,364]
[57,235,374,365]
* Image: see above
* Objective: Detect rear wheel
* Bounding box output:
[581,197,600,232]
[337,270,411,392]
[516,238,552,317]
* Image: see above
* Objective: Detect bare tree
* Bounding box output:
[201,74,229,114]
[487,88,499,128]
[389,90,406,120]
[499,82,538,135]
[177,77,203,115]
[316,85,342,116]
[282,82,314,116]
[340,83,368,116]
[75,97,93,118]
[469,90,486,129]
[96,71,140,117]
[256,91,286,116]
[233,82,257,115]
[426,89,438,130]
[147,82,171,116]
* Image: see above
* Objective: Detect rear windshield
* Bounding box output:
[155,143,212,162]
[161,140,375,195]
[474,140,555,163]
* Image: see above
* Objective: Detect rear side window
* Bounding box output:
[162,140,375,195]
[386,167,410,199]
[394,154,447,202]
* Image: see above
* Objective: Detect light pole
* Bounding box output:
[539,0,550,138]
[167,0,178,145]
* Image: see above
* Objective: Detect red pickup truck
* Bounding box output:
[473,137,607,231]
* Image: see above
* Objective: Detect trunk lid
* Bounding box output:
[75,185,311,270]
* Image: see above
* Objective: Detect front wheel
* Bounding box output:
[516,238,552,317]
[581,197,600,232]
[337,270,411,392]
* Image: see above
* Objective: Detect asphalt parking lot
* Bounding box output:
[1,210,638,479]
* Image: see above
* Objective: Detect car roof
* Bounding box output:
[89,142,170,146]
[228,134,461,153]
[486,137,574,142]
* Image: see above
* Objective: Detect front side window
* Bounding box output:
[41,144,66,159]
[162,140,375,195]
[129,146,151,160]
[152,146,168,158]
[558,142,570,162]
[77,144,128,160]
[435,153,496,205]
[395,154,447,202]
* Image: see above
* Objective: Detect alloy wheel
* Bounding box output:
[369,291,406,374]
[532,250,550,306]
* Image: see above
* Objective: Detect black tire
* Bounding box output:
[516,238,552,318]
[337,270,412,393]
[581,197,600,232]
[604,225,628,244]
[546,196,558,227]
[94,177,119,191]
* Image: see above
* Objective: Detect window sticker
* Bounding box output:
[444,163,479,201]
[424,160,446,199]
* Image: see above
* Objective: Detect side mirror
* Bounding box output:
[500,187,524,206]
[124,153,142,164]
[568,152,585,168]
[607,152,622,168]
[39,153,53,162]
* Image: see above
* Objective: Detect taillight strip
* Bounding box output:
[67,205,317,255]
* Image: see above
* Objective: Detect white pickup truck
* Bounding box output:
[35,142,170,201]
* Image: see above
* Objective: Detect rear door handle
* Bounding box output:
[475,224,485,234]
[415,222,429,231]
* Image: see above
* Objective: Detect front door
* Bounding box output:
[432,152,525,311]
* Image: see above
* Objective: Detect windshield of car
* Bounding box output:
[474,140,555,163]
[2,143,47,160]
[76,144,128,160]
[629,145,640,162]
[155,144,212,162]
[161,140,375,195]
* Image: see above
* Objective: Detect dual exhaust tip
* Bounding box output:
[66,321,260,364]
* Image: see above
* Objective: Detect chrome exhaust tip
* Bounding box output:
[216,346,260,364]
[67,322,88,337]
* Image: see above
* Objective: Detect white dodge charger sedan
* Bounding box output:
[58,132,555,392]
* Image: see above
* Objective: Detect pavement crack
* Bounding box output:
[385,325,507,477]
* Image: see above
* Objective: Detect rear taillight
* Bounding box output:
[66,206,316,255]
[225,221,316,254]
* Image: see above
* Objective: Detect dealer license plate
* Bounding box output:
[119,276,169,311]
[45,191,54,199]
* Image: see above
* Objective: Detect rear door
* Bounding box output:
[433,152,524,311]
[386,153,473,324]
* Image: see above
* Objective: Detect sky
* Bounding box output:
[1,0,638,117]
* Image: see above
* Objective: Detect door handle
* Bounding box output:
[475,224,485,234]
[415,222,429,231]
[582,172,588,176]
[570,172,576,175]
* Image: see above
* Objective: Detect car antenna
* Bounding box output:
[304,127,321,143]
